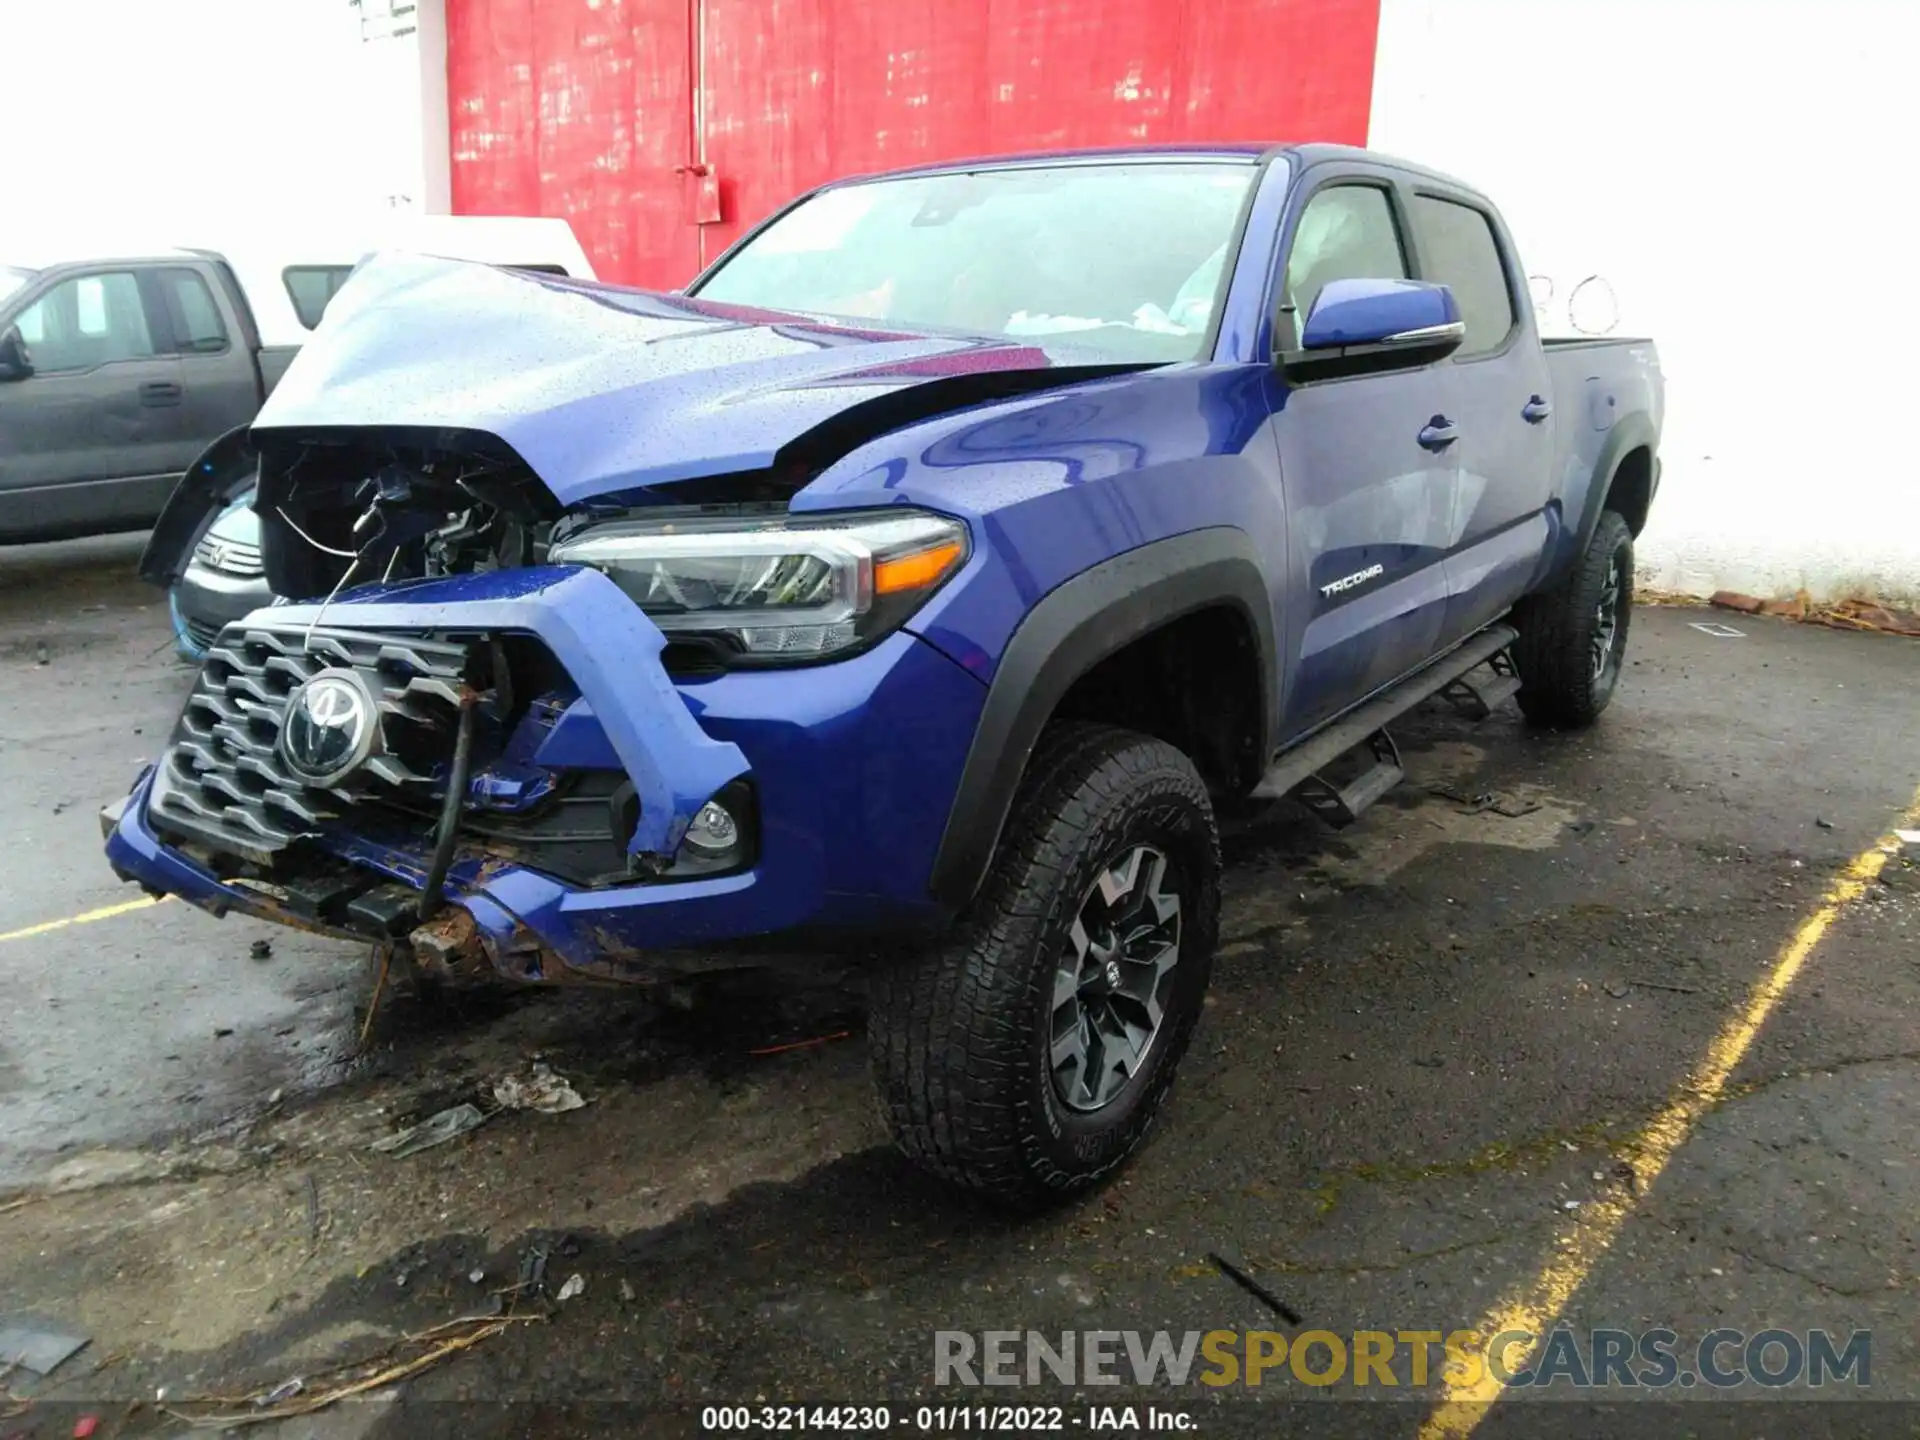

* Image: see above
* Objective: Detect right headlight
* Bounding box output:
[547,507,969,664]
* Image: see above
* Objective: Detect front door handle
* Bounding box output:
[139,380,183,407]
[1522,394,1553,423]
[1417,416,1459,451]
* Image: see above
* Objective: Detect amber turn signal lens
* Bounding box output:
[874,539,964,595]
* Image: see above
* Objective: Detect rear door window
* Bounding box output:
[1409,196,1516,357]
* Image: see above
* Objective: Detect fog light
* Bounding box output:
[683,800,740,855]
[661,782,755,879]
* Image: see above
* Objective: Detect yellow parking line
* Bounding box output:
[0,895,170,945]
[1419,784,1920,1440]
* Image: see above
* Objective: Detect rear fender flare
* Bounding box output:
[927,527,1277,909]
[138,425,259,588]
[1573,413,1657,555]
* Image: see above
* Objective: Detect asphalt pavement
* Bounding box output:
[0,536,1914,1440]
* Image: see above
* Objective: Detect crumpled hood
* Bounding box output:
[253,252,1102,505]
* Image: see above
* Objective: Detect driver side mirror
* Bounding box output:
[0,326,32,381]
[1280,278,1463,382]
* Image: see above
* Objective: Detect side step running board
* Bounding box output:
[1253,624,1519,822]
[1439,646,1520,720]
[1292,728,1403,827]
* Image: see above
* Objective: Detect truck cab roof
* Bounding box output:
[821,141,1489,204]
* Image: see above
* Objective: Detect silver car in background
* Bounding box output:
[169,500,271,659]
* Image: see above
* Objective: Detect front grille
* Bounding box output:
[149,622,471,863]
[192,533,265,577]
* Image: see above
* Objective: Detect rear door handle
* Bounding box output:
[1522,395,1553,423]
[1417,417,1459,451]
[139,380,183,407]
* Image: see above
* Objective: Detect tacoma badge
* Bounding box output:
[1320,563,1385,598]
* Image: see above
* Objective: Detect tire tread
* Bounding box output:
[869,723,1218,1205]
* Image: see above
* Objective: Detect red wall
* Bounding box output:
[449,0,1382,289]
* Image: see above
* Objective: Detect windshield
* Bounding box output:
[0,266,33,305]
[692,161,1258,362]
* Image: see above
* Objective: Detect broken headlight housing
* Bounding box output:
[547,508,969,665]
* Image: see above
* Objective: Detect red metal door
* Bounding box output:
[448,0,1382,290]
[698,0,1381,269]
[447,0,704,285]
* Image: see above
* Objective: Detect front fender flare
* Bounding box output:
[927,527,1277,909]
[138,425,258,588]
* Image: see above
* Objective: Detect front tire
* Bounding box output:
[1512,509,1635,729]
[869,724,1220,1207]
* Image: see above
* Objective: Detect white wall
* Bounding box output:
[0,0,435,239]
[1371,0,1920,602]
[350,0,452,215]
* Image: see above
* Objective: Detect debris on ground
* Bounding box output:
[1429,785,1542,819]
[556,1274,585,1302]
[1636,586,1706,608]
[491,1062,586,1114]
[369,1103,487,1158]
[249,939,272,961]
[1627,978,1700,996]
[1711,589,1920,637]
[1895,830,1920,846]
[161,1313,539,1429]
[1808,597,1920,637]
[515,1244,550,1301]
[748,1030,854,1057]
[0,1315,91,1376]
[73,1417,99,1439]
[357,943,395,1052]
[1207,1252,1303,1326]
[254,1377,302,1407]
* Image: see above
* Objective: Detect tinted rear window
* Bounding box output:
[1410,196,1515,356]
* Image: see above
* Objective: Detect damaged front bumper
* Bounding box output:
[105,762,764,982]
[102,564,985,983]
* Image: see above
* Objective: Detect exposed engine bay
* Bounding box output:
[141,433,773,981]
[255,430,564,605]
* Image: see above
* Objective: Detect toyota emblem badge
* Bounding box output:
[279,669,378,786]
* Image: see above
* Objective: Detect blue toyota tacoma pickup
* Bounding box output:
[108,144,1662,1203]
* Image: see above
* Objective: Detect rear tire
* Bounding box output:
[1512,509,1634,729]
[868,724,1220,1207]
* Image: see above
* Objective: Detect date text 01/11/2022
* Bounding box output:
[698,1403,1196,1431]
